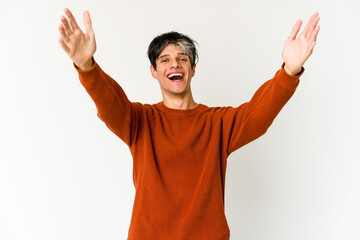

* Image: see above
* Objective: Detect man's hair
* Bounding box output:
[147,31,199,70]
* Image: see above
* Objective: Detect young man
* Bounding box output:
[58,8,320,240]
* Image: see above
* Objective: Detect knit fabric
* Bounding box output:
[75,60,303,240]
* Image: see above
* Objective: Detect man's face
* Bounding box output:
[150,44,196,97]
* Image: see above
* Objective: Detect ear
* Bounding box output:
[191,64,196,77]
[150,65,158,79]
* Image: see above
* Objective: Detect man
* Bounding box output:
[58,8,320,240]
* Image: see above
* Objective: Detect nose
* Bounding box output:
[170,59,181,68]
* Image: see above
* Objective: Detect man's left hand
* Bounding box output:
[282,12,320,75]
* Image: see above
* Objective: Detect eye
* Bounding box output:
[179,58,188,62]
[160,59,169,63]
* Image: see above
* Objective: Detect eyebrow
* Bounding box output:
[157,53,187,59]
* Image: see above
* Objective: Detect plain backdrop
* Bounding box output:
[1,0,359,239]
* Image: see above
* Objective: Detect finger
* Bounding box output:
[83,10,93,34]
[307,41,317,56]
[310,25,320,42]
[288,20,302,41]
[301,12,318,36]
[310,41,317,52]
[58,24,69,42]
[60,15,72,34]
[302,12,319,38]
[64,8,80,31]
[58,38,70,53]
[306,16,320,39]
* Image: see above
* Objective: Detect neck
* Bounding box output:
[162,91,198,110]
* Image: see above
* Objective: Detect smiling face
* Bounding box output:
[150,44,196,98]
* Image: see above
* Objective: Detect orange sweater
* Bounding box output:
[76,60,303,240]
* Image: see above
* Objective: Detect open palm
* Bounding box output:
[58,8,96,70]
[282,12,320,75]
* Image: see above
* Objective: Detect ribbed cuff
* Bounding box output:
[73,57,97,73]
[277,62,304,89]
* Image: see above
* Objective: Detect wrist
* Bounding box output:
[284,64,301,76]
[75,58,94,70]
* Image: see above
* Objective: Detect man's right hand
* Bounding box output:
[58,8,96,70]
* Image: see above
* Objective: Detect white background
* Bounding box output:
[1,0,359,239]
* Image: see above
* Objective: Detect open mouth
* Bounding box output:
[167,73,184,81]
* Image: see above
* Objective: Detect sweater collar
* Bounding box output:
[155,101,207,115]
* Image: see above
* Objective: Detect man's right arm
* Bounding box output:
[58,8,137,145]
[75,59,136,146]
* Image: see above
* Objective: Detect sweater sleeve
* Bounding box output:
[224,63,303,155]
[75,59,139,146]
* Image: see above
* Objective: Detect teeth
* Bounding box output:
[168,73,183,78]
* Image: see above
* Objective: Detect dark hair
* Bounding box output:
[147,31,199,70]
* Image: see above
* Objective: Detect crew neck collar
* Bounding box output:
[155,102,207,115]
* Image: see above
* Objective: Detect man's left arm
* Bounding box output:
[225,12,320,155]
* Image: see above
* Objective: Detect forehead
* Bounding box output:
[158,44,186,58]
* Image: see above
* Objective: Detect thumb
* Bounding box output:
[83,10,93,34]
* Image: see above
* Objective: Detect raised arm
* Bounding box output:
[282,12,320,75]
[58,8,96,70]
[58,8,140,146]
[224,13,320,154]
